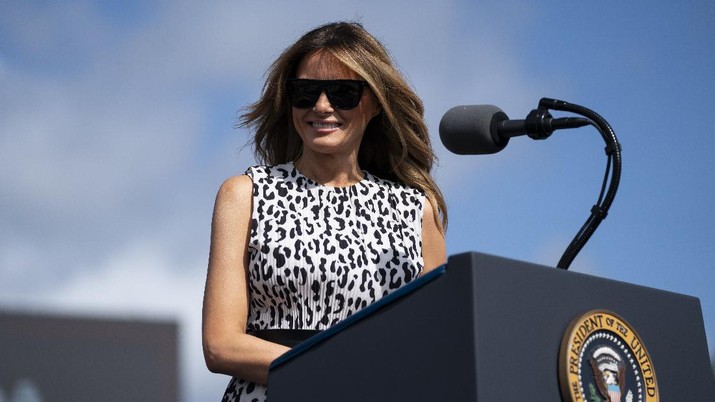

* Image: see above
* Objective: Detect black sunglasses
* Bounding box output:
[285,79,367,110]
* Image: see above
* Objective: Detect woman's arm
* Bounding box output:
[421,198,447,274]
[202,175,289,385]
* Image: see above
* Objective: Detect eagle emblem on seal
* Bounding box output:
[588,346,633,402]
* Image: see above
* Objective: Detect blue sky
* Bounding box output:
[1,1,713,400]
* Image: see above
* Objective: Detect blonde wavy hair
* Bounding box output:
[239,21,447,231]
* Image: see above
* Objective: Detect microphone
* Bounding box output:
[439,104,591,155]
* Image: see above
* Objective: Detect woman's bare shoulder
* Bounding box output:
[216,175,253,201]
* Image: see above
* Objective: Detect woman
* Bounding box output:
[202,21,447,401]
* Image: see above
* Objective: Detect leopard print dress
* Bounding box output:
[221,162,425,402]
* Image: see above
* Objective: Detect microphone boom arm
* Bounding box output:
[536,98,622,270]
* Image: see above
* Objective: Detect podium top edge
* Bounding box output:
[269,265,447,370]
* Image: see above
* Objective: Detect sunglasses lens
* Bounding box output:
[325,81,364,109]
[288,81,322,108]
[287,80,365,110]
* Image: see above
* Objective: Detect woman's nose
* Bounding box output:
[312,91,334,113]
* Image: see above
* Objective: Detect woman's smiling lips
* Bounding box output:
[310,120,342,133]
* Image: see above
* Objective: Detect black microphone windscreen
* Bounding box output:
[439,105,509,155]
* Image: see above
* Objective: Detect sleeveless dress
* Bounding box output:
[221,162,426,402]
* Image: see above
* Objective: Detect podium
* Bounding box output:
[268,252,714,401]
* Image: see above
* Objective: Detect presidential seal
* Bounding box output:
[559,310,658,402]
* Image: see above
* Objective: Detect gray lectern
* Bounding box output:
[268,252,714,401]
